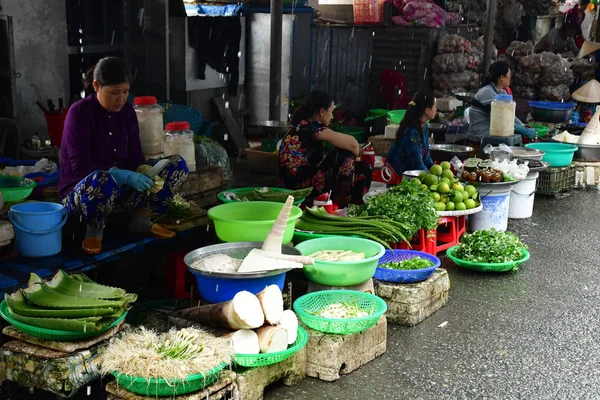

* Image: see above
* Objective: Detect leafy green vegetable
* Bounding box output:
[165,194,194,219]
[381,257,434,270]
[348,180,439,239]
[454,229,528,263]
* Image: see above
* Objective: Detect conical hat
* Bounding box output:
[579,41,600,58]
[572,80,600,103]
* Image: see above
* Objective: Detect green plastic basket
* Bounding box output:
[446,246,530,272]
[0,300,128,341]
[526,123,550,138]
[293,290,387,335]
[217,187,305,206]
[388,110,407,124]
[233,326,308,368]
[112,362,227,397]
[0,176,36,202]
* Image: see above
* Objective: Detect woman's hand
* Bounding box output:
[109,168,155,192]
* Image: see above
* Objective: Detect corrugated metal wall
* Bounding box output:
[311,25,480,115]
[311,26,373,116]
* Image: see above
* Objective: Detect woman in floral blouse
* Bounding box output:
[278,91,372,207]
[386,92,436,177]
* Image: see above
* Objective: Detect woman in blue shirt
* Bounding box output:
[386,92,436,177]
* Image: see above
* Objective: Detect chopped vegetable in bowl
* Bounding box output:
[311,302,373,319]
[307,250,366,262]
[380,257,434,270]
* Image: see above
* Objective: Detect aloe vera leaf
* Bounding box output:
[70,273,95,283]
[28,272,44,287]
[7,307,102,332]
[22,282,127,309]
[5,292,116,318]
[46,270,126,299]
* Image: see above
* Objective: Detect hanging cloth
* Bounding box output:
[188,16,241,97]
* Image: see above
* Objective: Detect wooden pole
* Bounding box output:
[482,0,498,78]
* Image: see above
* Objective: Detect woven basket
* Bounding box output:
[446,246,530,272]
[233,327,308,367]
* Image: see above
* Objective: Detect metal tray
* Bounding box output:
[185,242,300,279]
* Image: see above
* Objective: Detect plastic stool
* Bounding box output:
[433,216,465,253]
[166,250,193,300]
[478,135,523,157]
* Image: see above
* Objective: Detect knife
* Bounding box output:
[145,159,169,178]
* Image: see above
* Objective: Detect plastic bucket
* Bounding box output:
[468,184,511,232]
[509,172,538,219]
[8,202,68,257]
[194,273,286,304]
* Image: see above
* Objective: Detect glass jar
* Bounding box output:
[134,96,164,156]
[490,94,516,137]
[164,121,196,172]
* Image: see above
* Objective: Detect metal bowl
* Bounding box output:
[403,170,428,181]
[184,242,300,279]
[259,121,292,137]
[455,92,476,103]
[508,147,545,161]
[429,144,474,162]
[550,137,600,162]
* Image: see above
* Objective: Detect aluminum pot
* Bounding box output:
[508,146,545,161]
[259,121,292,137]
[572,143,600,162]
[429,144,474,162]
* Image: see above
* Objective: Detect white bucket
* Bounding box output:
[468,184,512,232]
[509,172,539,219]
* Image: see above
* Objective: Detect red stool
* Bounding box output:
[166,250,194,300]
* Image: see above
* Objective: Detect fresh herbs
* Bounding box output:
[454,229,528,263]
[381,257,434,270]
[165,194,194,219]
[348,180,439,240]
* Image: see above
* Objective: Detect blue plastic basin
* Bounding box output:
[194,273,286,304]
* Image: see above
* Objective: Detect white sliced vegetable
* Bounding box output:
[230,330,260,354]
[256,326,288,353]
[308,250,367,262]
[256,285,284,325]
[279,310,298,344]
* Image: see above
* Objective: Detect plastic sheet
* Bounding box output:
[539,85,571,102]
[432,53,468,73]
[437,34,471,54]
[506,41,535,58]
[194,136,233,185]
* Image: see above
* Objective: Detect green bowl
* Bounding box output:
[295,237,385,286]
[446,246,530,272]
[217,187,304,206]
[0,176,36,202]
[388,110,407,124]
[0,301,127,341]
[233,327,308,367]
[293,290,387,334]
[526,123,550,138]
[208,201,302,244]
[524,143,577,167]
[112,362,226,397]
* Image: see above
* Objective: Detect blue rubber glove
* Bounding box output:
[109,168,154,192]
[515,124,537,139]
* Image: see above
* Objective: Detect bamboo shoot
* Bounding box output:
[256,326,288,353]
[175,291,264,330]
[278,310,298,344]
[229,330,260,354]
[256,285,283,325]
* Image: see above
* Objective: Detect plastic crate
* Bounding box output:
[536,165,575,196]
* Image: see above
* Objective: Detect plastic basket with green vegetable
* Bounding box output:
[446,229,530,272]
[233,326,308,367]
[374,250,440,283]
[112,363,226,397]
[293,291,387,335]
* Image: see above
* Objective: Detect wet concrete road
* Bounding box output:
[265,191,600,400]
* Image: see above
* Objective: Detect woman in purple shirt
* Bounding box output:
[59,57,188,255]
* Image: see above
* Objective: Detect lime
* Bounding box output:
[446,201,455,211]
[440,177,451,184]
[441,161,451,170]
[434,202,446,212]
[431,192,441,202]
[452,183,464,192]
[430,184,438,192]
[464,199,476,209]
[456,202,466,211]
[419,172,428,182]
[421,184,430,191]
[465,185,477,198]
[438,182,450,193]
[441,169,455,180]
[423,174,439,186]
[451,191,463,203]
[411,178,421,183]
[430,165,443,176]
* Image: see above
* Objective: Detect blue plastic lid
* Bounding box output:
[496,94,513,101]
